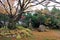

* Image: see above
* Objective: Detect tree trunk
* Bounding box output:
[7,16,16,30]
[7,10,23,29]
[8,22,16,30]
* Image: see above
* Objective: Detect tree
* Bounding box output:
[0,0,46,29]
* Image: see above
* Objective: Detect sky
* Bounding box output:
[31,0,60,10]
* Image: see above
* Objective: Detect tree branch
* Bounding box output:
[14,1,19,16]
[25,0,46,9]
[0,0,9,14]
[24,0,31,9]
[7,0,12,15]
[19,0,22,8]
[50,0,60,4]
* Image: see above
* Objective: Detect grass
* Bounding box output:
[43,37,56,40]
[0,26,34,40]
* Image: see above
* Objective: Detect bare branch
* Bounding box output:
[47,6,60,7]
[0,0,9,14]
[14,1,19,16]
[52,1,60,4]
[50,0,60,4]
[24,0,31,9]
[22,0,24,7]
[19,0,22,8]
[32,0,46,6]
[25,0,46,9]
[7,0,12,15]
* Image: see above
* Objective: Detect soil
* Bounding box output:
[32,30,60,40]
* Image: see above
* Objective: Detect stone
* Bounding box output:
[37,25,47,32]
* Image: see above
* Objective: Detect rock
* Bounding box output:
[37,25,47,32]
[0,22,3,28]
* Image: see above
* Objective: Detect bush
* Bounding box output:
[20,11,60,29]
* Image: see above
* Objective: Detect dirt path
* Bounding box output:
[32,30,60,40]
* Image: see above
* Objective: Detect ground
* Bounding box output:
[32,30,60,40]
[0,29,60,40]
